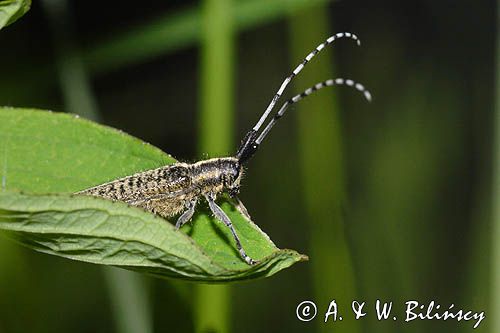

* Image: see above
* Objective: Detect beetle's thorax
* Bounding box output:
[188,157,243,196]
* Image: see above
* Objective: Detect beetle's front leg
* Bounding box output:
[231,195,252,220]
[205,194,257,265]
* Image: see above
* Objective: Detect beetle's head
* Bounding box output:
[222,158,244,197]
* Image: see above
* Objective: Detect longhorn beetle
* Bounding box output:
[77,32,371,265]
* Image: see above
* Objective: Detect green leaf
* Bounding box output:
[0,108,307,282]
[0,0,30,29]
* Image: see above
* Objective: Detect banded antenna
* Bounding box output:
[255,78,371,145]
[252,32,360,133]
[236,32,370,164]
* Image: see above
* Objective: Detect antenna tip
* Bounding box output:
[347,32,361,46]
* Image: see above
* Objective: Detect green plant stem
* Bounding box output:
[198,0,234,156]
[195,285,230,333]
[195,0,234,332]
[41,1,152,332]
[288,6,360,333]
[104,268,153,333]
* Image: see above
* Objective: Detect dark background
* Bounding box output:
[0,0,495,332]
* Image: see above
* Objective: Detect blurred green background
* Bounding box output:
[0,0,495,332]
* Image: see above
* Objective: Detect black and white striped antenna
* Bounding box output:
[255,78,371,145]
[236,32,371,164]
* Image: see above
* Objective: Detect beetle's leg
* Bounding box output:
[175,199,197,229]
[232,196,252,220]
[205,194,257,265]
